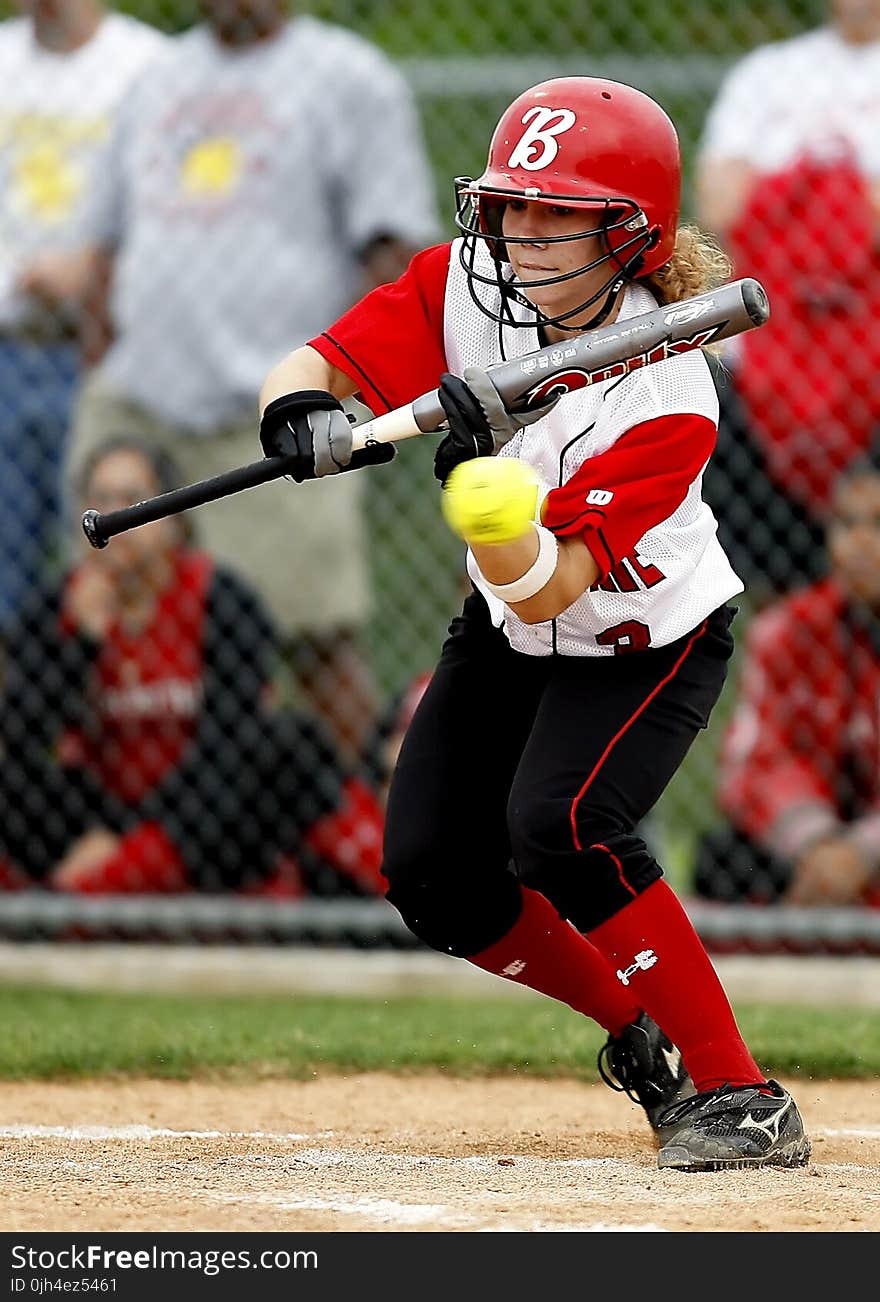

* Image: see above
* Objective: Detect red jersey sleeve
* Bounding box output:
[540,411,716,581]
[308,242,452,415]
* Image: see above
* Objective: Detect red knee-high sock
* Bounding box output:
[468,884,640,1035]
[587,880,764,1091]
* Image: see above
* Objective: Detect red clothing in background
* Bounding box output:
[729,152,880,517]
[719,579,880,853]
[60,550,211,804]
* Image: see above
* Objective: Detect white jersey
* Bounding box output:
[445,241,744,656]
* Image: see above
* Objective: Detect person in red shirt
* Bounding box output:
[250,78,810,1171]
[701,151,880,599]
[0,435,348,895]
[697,451,880,908]
[695,3,880,598]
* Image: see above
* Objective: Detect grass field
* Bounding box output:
[3,985,878,1232]
[3,987,879,1081]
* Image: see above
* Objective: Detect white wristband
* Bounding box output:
[482,525,559,604]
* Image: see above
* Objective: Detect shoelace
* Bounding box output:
[657,1083,733,1127]
[597,1039,624,1091]
[597,1038,646,1107]
[658,1081,778,1127]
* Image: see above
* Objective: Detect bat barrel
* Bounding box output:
[488,276,770,414]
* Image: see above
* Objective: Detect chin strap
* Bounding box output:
[548,278,626,334]
[487,258,628,356]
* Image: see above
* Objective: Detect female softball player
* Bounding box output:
[257,76,810,1171]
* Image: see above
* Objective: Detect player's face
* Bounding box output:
[501,200,614,329]
[827,473,880,607]
[83,450,178,575]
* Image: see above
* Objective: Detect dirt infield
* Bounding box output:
[1,1074,878,1232]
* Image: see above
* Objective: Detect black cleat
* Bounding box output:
[656,1079,811,1171]
[598,1012,695,1140]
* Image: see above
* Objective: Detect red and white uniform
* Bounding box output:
[310,239,743,656]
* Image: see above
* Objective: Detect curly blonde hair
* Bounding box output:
[641,223,732,305]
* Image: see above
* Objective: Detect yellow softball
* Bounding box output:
[441,456,539,544]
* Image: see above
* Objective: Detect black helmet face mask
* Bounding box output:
[453,181,654,334]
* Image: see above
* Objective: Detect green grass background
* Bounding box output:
[0,0,823,52]
[2,987,877,1082]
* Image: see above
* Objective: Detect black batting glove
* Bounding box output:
[433,373,495,486]
[433,367,556,485]
[260,390,395,483]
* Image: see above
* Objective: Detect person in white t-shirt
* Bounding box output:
[254,76,810,1174]
[0,0,165,631]
[697,0,880,242]
[66,0,441,769]
[695,0,880,596]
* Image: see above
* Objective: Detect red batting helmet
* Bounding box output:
[454,77,682,330]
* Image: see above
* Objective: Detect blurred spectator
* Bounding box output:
[0,435,345,895]
[695,451,880,907]
[375,671,433,805]
[297,671,433,899]
[696,0,880,598]
[65,0,440,770]
[0,0,166,631]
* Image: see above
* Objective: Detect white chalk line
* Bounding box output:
[206,1187,665,1233]
[818,1128,880,1139]
[0,1124,333,1142]
[2,1122,877,1144]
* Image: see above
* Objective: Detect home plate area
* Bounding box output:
[1,1074,878,1232]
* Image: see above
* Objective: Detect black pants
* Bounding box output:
[383,592,736,955]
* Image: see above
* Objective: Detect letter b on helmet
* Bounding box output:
[507,107,577,171]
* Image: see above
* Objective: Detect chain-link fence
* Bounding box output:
[1,0,878,941]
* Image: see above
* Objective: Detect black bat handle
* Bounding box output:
[81,454,299,549]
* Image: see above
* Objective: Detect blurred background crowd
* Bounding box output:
[1,0,879,920]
